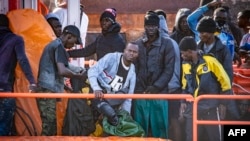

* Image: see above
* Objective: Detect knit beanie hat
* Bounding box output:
[197,16,216,33]
[144,11,159,26]
[179,36,197,51]
[100,8,117,24]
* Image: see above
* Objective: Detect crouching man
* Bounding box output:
[88,42,139,126]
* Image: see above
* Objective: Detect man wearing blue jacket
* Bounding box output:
[88,42,138,126]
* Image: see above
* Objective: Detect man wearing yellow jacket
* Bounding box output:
[179,36,240,141]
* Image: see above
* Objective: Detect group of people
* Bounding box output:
[0,0,250,141]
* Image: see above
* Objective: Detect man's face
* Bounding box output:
[144,25,159,36]
[179,16,189,32]
[199,32,214,44]
[100,17,113,31]
[65,34,78,49]
[180,50,193,62]
[48,19,62,37]
[123,43,139,62]
[214,11,227,28]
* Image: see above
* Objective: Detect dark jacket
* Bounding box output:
[134,34,175,93]
[226,22,243,47]
[0,27,35,91]
[170,8,195,44]
[68,22,126,60]
[198,36,233,82]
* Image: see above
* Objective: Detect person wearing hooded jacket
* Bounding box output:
[170,8,195,44]
[67,8,126,61]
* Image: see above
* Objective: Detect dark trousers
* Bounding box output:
[185,107,221,141]
[0,98,16,136]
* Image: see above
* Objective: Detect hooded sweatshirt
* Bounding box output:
[68,22,126,60]
[170,8,194,44]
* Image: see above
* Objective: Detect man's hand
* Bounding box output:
[207,0,222,9]
[29,83,37,93]
[94,90,104,99]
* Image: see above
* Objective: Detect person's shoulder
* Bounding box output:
[202,54,220,64]
[108,52,122,57]
[44,39,60,48]
[7,33,24,42]
[161,36,175,47]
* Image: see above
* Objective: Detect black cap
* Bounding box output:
[63,25,82,45]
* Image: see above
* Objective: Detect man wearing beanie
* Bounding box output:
[100,8,117,24]
[67,7,125,61]
[187,0,233,84]
[179,36,240,141]
[133,11,176,138]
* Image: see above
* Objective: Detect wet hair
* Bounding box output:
[0,14,9,27]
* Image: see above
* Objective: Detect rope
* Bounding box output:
[16,106,38,136]
[233,71,250,94]
[233,72,250,79]
[233,82,250,94]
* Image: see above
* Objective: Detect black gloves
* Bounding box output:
[145,85,159,94]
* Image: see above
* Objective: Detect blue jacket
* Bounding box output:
[88,52,136,113]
